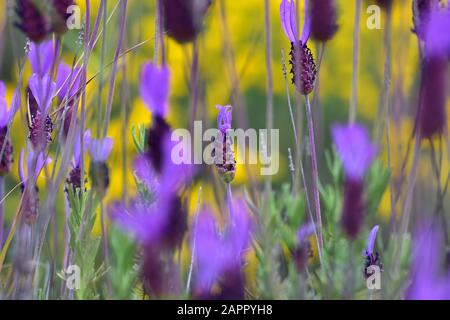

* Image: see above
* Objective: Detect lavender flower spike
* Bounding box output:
[28,73,57,115]
[294,223,315,271]
[332,123,377,239]
[89,137,113,163]
[139,63,170,118]
[214,105,236,184]
[332,124,377,181]
[280,0,316,95]
[424,8,450,59]
[28,41,56,78]
[362,225,382,279]
[407,222,450,300]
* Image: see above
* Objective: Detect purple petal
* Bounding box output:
[332,123,378,180]
[28,74,56,114]
[280,0,297,42]
[0,82,8,127]
[297,222,315,243]
[56,63,81,101]
[301,0,311,44]
[89,137,114,162]
[139,62,170,117]
[28,41,56,77]
[216,105,232,132]
[424,9,450,58]
[363,225,379,257]
[73,129,91,167]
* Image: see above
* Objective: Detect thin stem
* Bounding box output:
[349,0,362,123]
[227,183,234,224]
[186,186,203,294]
[305,95,324,252]
[264,0,273,198]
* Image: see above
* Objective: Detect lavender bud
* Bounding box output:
[146,115,171,174]
[416,57,447,139]
[341,178,365,239]
[89,162,110,197]
[15,0,51,43]
[163,0,212,44]
[214,106,236,184]
[310,0,338,42]
[65,166,87,195]
[412,0,432,40]
[290,42,317,95]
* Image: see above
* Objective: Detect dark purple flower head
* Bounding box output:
[407,221,450,300]
[139,63,170,118]
[194,199,252,299]
[56,63,81,102]
[310,0,338,42]
[163,0,212,44]
[293,223,315,271]
[89,137,113,163]
[413,0,433,40]
[362,225,383,279]
[15,0,51,43]
[280,0,317,95]
[50,0,75,35]
[416,56,447,139]
[214,105,236,184]
[28,40,56,78]
[332,123,378,181]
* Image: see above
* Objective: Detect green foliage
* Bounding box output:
[131,123,146,154]
[109,225,138,299]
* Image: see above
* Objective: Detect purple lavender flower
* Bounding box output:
[28,74,56,151]
[193,199,252,299]
[214,105,236,184]
[139,62,172,173]
[89,137,113,195]
[310,0,338,42]
[415,7,450,139]
[362,225,382,279]
[140,63,170,118]
[407,222,450,300]
[89,137,113,163]
[163,0,212,44]
[332,123,377,239]
[111,138,192,297]
[15,0,51,43]
[0,82,19,176]
[28,41,56,78]
[293,223,315,271]
[280,0,316,95]
[66,129,91,192]
[18,149,51,224]
[56,63,81,103]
